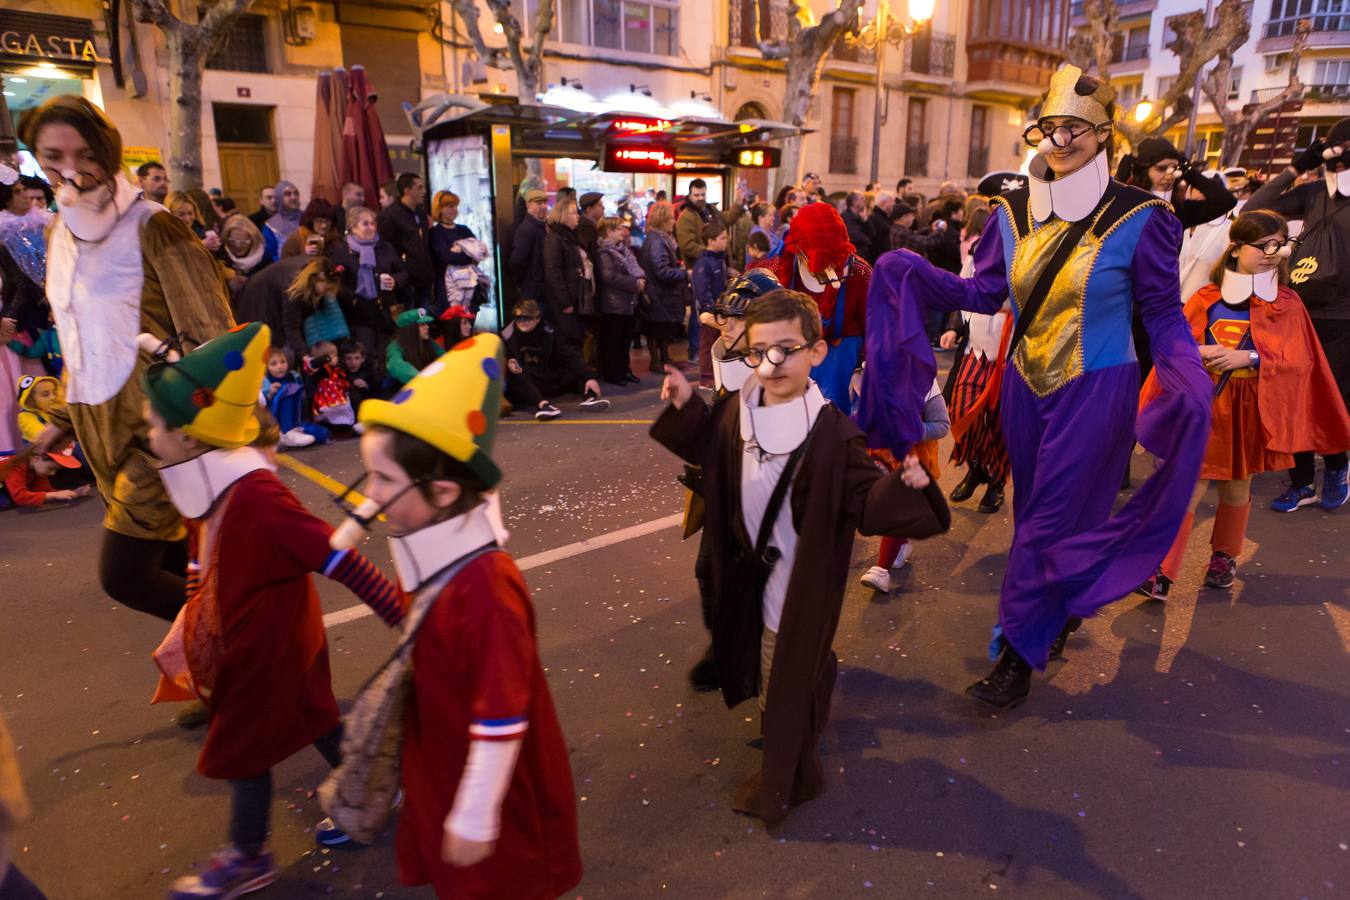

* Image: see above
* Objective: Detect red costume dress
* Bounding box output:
[397,533,582,899]
[154,468,401,778]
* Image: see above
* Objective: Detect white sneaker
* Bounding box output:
[535,402,562,420]
[860,566,890,593]
[281,428,316,449]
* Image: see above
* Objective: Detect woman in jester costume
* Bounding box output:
[859,64,1212,709]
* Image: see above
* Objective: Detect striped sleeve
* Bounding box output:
[323,548,405,627]
[469,715,529,741]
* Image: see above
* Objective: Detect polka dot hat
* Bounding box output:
[358,331,507,489]
[141,321,271,449]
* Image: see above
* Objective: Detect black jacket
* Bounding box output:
[543,223,593,332]
[637,230,687,325]
[328,239,407,332]
[429,222,477,311]
[235,255,309,345]
[377,202,434,300]
[576,215,600,263]
[842,208,874,263]
[502,319,590,383]
[866,207,893,263]
[508,214,547,303]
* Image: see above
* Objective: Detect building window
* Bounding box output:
[732,0,774,47]
[905,97,928,177]
[830,88,857,174]
[1267,0,1350,38]
[1226,65,1244,101]
[1314,58,1350,84]
[594,0,678,56]
[1117,80,1143,109]
[1156,74,1178,98]
[206,13,268,73]
[1111,24,1150,63]
[968,104,989,177]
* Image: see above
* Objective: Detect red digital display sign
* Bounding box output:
[722,145,782,169]
[610,117,673,134]
[602,143,676,173]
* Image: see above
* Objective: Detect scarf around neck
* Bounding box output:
[346,233,379,298]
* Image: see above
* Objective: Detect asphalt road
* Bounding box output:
[2,371,1348,900]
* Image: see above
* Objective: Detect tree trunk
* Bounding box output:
[777,61,816,194]
[165,29,205,191]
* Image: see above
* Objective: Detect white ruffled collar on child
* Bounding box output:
[739,378,827,457]
[158,446,273,520]
[389,501,500,593]
[1220,268,1278,306]
[711,337,752,394]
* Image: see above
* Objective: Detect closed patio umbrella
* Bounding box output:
[310,69,343,204]
[340,65,394,208]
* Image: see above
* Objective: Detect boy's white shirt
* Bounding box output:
[738,377,828,633]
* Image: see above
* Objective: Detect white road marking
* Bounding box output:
[322,512,686,629]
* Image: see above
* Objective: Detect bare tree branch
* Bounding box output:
[447,0,556,102]
[1203,18,1311,166]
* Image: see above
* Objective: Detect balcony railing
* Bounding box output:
[728,0,787,48]
[904,31,957,77]
[1251,83,1350,103]
[905,141,929,177]
[1111,44,1150,64]
[1266,14,1350,39]
[830,134,859,174]
[832,34,877,65]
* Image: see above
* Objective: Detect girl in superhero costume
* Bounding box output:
[1139,210,1350,598]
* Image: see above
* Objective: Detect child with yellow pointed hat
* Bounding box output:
[333,332,581,899]
[140,321,405,900]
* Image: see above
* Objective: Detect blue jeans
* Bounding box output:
[687,306,700,358]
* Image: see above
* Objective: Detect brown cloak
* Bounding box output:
[652,393,950,823]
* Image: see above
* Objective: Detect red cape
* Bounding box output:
[759,253,870,338]
[1142,283,1350,455]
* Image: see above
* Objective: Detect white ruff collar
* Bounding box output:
[389,502,499,592]
[711,337,751,393]
[58,175,143,243]
[1220,268,1279,305]
[1327,167,1350,198]
[158,446,273,520]
[1028,150,1111,224]
[796,256,848,292]
[738,378,827,457]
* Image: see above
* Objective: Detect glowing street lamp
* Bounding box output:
[1134,98,1154,125]
[865,0,935,183]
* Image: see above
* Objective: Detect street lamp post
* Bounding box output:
[865,0,935,185]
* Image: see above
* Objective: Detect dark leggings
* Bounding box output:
[98,530,189,622]
[0,864,47,900]
[1290,451,1350,489]
[229,725,344,856]
[597,313,636,382]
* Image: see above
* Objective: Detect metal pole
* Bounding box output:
[869,0,888,184]
[1182,0,1217,156]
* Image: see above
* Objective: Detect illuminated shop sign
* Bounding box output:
[603,143,677,173]
[0,11,107,68]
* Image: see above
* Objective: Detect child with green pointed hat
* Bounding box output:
[140,322,406,900]
[340,332,581,898]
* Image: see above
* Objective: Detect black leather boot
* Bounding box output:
[1048,616,1083,662]
[950,467,984,503]
[967,645,1032,709]
[977,481,1005,514]
[688,644,720,692]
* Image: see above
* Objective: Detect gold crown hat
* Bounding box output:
[141,322,271,449]
[358,332,505,489]
[1041,63,1115,127]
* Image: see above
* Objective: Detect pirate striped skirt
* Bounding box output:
[948,352,1010,484]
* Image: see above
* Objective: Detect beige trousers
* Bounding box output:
[759,627,777,713]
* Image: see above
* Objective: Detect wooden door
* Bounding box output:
[218,145,279,213]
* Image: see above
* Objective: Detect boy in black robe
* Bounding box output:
[651,289,950,824]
